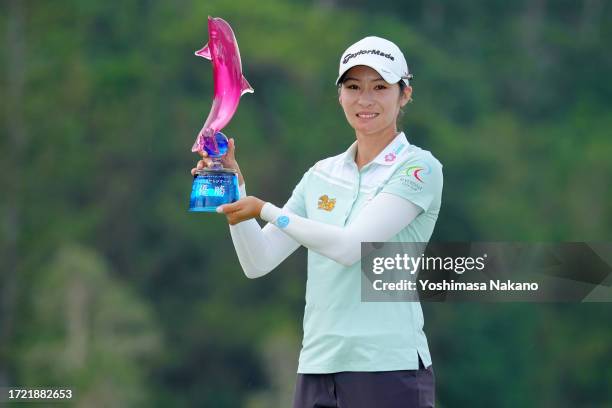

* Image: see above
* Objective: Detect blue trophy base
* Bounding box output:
[189,168,240,212]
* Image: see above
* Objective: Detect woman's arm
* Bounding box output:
[219,192,422,267]
[259,192,421,266]
[228,185,301,279]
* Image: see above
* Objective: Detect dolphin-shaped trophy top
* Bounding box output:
[192,16,254,155]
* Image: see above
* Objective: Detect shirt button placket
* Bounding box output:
[344,166,361,223]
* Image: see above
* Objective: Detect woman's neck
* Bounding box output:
[354,128,399,170]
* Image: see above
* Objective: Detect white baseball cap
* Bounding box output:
[336,36,413,86]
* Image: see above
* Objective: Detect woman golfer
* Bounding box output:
[192,36,442,408]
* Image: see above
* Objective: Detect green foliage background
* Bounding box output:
[1,0,611,407]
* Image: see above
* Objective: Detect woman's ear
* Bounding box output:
[400,85,413,107]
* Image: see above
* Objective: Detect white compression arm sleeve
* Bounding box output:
[228,184,301,279]
[260,192,422,266]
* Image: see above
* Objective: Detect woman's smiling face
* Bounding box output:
[338,65,411,137]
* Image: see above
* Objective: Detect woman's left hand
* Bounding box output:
[217,196,266,225]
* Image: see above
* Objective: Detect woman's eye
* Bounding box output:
[346,84,358,90]
[375,84,387,90]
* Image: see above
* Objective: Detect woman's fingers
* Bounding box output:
[217,201,247,225]
[191,158,213,176]
[197,159,213,169]
[221,138,241,175]
[216,196,262,225]
[227,209,247,225]
[216,204,230,214]
[217,202,240,214]
[226,138,236,160]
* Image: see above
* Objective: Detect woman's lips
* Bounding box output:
[356,112,379,119]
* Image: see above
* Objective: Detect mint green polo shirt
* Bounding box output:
[284,132,443,374]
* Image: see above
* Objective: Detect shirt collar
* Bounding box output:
[342,132,410,166]
[343,140,359,164]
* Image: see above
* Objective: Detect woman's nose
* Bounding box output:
[357,89,375,106]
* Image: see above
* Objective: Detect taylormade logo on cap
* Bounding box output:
[336,36,412,86]
[342,49,395,65]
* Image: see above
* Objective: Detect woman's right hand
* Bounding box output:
[190,137,245,186]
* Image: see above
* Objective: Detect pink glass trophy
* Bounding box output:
[189,16,253,212]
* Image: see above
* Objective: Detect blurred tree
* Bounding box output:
[16,244,161,407]
[0,0,26,391]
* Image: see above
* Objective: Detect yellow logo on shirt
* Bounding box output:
[317,195,336,211]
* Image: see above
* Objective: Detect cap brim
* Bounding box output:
[335,60,401,85]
